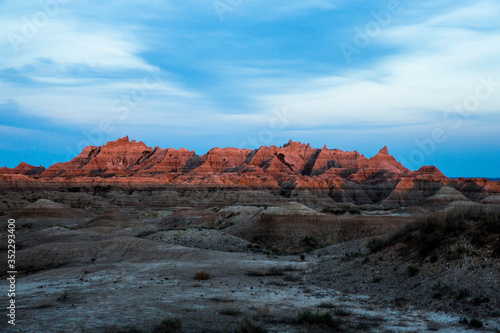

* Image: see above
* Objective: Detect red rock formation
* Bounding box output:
[0,162,45,175]
[1,137,498,206]
[412,166,448,182]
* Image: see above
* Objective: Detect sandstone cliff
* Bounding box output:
[1,137,498,206]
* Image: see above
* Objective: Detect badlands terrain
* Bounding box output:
[1,138,499,332]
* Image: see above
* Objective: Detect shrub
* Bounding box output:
[236,317,267,333]
[265,266,284,276]
[316,302,336,309]
[365,205,500,256]
[455,288,470,300]
[333,307,352,317]
[194,271,210,280]
[366,238,385,253]
[283,273,301,282]
[296,310,342,329]
[468,319,483,328]
[300,237,318,249]
[103,327,146,333]
[246,269,266,277]
[472,295,490,306]
[151,318,181,333]
[219,305,241,316]
[493,239,500,257]
[342,251,364,261]
[407,266,420,277]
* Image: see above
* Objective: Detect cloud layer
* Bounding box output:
[0,0,499,176]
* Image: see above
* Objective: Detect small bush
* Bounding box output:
[296,310,342,329]
[364,205,500,256]
[472,295,490,306]
[316,302,336,309]
[246,269,266,277]
[300,237,318,249]
[219,305,241,316]
[468,319,483,328]
[103,327,146,333]
[493,239,500,257]
[455,288,470,300]
[366,238,385,253]
[333,307,352,317]
[151,318,181,333]
[265,266,284,276]
[236,317,267,333]
[283,273,300,282]
[194,271,210,280]
[342,251,364,261]
[407,266,420,277]
[252,304,270,318]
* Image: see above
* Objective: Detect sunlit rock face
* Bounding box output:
[1,137,498,206]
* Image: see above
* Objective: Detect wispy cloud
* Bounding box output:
[0,0,499,175]
[255,0,500,128]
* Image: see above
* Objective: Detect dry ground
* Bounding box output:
[0,199,498,332]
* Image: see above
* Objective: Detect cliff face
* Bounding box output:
[1,137,498,206]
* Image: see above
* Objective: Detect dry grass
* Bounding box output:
[251,213,410,254]
[194,271,210,280]
[367,205,500,257]
[219,305,242,316]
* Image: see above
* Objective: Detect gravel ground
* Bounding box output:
[144,228,254,252]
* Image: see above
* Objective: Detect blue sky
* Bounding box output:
[0,0,499,177]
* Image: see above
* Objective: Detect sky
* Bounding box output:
[0,0,499,177]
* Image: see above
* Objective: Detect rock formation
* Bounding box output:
[1,137,498,206]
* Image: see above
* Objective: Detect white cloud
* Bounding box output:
[1,0,499,141]
[0,18,153,71]
[0,3,211,127]
[255,0,500,128]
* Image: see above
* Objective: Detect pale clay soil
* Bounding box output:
[0,200,499,332]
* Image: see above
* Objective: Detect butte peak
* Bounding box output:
[104,136,148,148]
[377,146,389,155]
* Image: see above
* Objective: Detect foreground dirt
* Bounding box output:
[0,200,499,332]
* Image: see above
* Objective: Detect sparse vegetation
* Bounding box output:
[300,236,318,250]
[342,251,364,261]
[219,305,242,316]
[296,310,342,329]
[468,318,483,328]
[246,269,266,277]
[151,318,182,333]
[323,206,361,215]
[366,238,385,254]
[135,230,159,238]
[323,206,398,215]
[103,326,146,333]
[236,317,267,333]
[333,307,352,317]
[366,205,500,257]
[407,265,420,277]
[283,273,301,282]
[248,265,298,277]
[252,304,271,319]
[103,318,181,333]
[265,266,285,276]
[316,302,336,309]
[194,271,210,280]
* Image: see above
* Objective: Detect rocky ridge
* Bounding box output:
[1,137,498,206]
